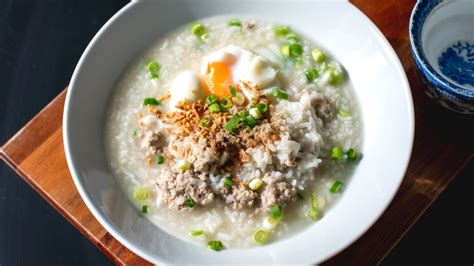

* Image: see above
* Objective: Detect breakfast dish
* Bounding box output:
[104,18,362,249]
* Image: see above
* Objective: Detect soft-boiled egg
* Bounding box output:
[169,70,208,108]
[200,46,277,97]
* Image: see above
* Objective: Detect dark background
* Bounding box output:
[0,1,472,265]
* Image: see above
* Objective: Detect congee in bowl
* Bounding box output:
[105,17,362,249]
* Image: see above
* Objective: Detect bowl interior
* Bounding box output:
[422,0,474,90]
[64,0,413,264]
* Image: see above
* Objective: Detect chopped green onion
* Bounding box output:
[191,23,205,36]
[208,103,221,113]
[274,26,289,36]
[338,110,351,117]
[280,44,291,58]
[244,115,257,128]
[232,92,245,105]
[253,230,270,244]
[289,43,303,57]
[146,60,160,79]
[219,97,233,110]
[208,240,223,251]
[311,48,325,63]
[224,177,233,186]
[310,194,318,210]
[143,98,159,106]
[305,69,318,83]
[238,110,249,120]
[328,64,344,85]
[330,180,344,193]
[249,108,262,119]
[185,198,195,208]
[200,33,209,40]
[306,208,319,221]
[228,19,242,27]
[269,205,282,221]
[346,148,357,161]
[156,155,164,164]
[286,33,299,43]
[331,146,343,160]
[224,114,241,133]
[178,159,191,171]
[249,178,263,190]
[199,116,213,127]
[271,87,289,100]
[190,229,204,237]
[132,129,138,137]
[142,205,148,213]
[229,85,237,97]
[205,94,219,105]
[134,188,150,201]
[256,103,268,113]
[263,216,278,229]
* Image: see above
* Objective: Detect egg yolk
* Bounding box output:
[204,61,234,97]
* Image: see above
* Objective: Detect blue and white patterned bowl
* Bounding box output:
[409,0,474,114]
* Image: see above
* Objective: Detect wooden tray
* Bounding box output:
[1,0,472,265]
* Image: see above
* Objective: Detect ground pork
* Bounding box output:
[220,184,259,209]
[260,180,296,208]
[141,131,163,155]
[156,169,215,210]
[310,94,334,125]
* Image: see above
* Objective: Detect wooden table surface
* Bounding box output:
[1,0,472,265]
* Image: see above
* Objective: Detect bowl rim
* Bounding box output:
[63,0,415,264]
[409,0,474,102]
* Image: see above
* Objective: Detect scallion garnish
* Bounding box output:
[311,48,325,63]
[205,94,218,105]
[269,205,282,221]
[132,129,138,137]
[134,188,150,201]
[289,43,303,57]
[244,115,257,128]
[142,205,148,213]
[207,240,224,251]
[280,44,290,58]
[253,230,270,244]
[228,19,242,27]
[271,87,289,100]
[305,69,318,83]
[143,98,159,106]
[306,208,318,221]
[191,23,205,36]
[328,64,344,85]
[330,146,343,160]
[224,114,241,133]
[249,108,262,119]
[199,116,213,127]
[256,103,268,113]
[223,177,233,186]
[249,178,263,190]
[232,92,245,105]
[219,97,233,110]
[190,229,204,237]
[330,180,344,193]
[229,85,237,97]
[185,198,195,208]
[178,159,191,171]
[156,155,164,164]
[338,110,350,117]
[146,60,160,79]
[274,26,289,36]
[346,148,357,161]
[208,103,221,113]
[310,193,318,210]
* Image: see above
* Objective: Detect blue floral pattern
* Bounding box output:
[438,41,474,87]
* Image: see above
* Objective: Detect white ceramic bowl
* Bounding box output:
[64,0,414,264]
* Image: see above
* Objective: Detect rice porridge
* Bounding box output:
[105,17,362,249]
